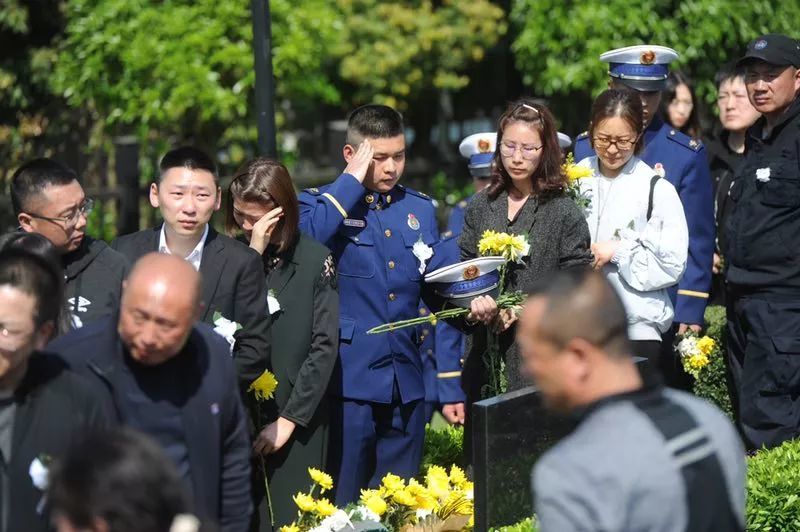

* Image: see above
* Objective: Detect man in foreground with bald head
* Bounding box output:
[48,253,252,532]
[518,269,745,532]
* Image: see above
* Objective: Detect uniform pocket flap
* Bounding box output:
[771,336,800,354]
[339,318,356,342]
[338,225,374,245]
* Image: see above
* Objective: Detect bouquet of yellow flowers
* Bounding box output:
[281,466,474,532]
[561,153,593,211]
[675,333,717,379]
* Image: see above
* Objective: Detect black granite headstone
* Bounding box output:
[472,358,648,531]
[471,385,574,531]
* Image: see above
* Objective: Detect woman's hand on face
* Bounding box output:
[249,207,284,254]
[467,295,499,325]
[591,240,620,270]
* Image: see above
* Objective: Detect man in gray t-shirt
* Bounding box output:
[516,270,745,532]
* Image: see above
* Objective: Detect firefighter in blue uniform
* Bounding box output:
[298,105,476,504]
[574,45,715,373]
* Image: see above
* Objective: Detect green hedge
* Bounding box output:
[692,305,734,418]
[490,517,538,532]
[747,439,800,530]
[420,423,464,474]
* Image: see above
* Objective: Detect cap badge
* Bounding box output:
[478,138,492,153]
[407,213,420,230]
[462,265,480,280]
[754,39,768,50]
[640,50,656,65]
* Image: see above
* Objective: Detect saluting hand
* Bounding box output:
[343,140,374,184]
[249,207,284,255]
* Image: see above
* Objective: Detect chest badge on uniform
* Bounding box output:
[407,213,420,230]
[756,167,771,183]
[343,218,366,228]
[654,163,666,178]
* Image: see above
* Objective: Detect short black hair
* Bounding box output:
[158,146,217,183]
[533,268,631,359]
[715,61,747,89]
[49,428,189,532]
[0,245,64,328]
[345,104,404,145]
[10,158,79,215]
[0,232,70,335]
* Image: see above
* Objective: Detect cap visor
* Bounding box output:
[613,77,667,92]
[736,52,792,68]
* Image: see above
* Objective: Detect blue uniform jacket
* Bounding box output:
[47,318,252,532]
[574,118,714,325]
[299,173,455,404]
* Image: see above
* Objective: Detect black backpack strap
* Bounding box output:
[647,174,660,221]
[633,390,743,532]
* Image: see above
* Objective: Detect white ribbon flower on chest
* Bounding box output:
[756,167,771,182]
[212,312,241,355]
[412,235,434,275]
[267,289,281,315]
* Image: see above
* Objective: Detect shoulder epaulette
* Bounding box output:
[302,186,322,195]
[399,185,434,202]
[576,131,589,140]
[666,129,704,152]
[457,199,468,208]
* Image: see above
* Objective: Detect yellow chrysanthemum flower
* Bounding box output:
[425,465,451,500]
[449,465,467,488]
[308,468,334,492]
[477,230,530,263]
[561,153,594,182]
[248,370,278,401]
[696,336,716,356]
[279,524,300,532]
[685,353,710,376]
[360,490,388,516]
[392,488,418,507]
[292,492,316,513]
[381,473,405,493]
[315,498,337,517]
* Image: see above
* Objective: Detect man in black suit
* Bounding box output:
[48,253,253,532]
[112,147,269,389]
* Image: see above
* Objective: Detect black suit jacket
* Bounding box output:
[112,226,270,390]
[47,318,253,532]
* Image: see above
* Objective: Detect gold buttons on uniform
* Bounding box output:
[419,308,428,316]
[384,229,392,237]
[386,195,392,204]
[365,194,374,204]
[388,293,396,301]
[388,261,395,269]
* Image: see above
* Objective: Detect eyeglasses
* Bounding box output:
[592,136,637,151]
[500,141,543,160]
[27,198,94,229]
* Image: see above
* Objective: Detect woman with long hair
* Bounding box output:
[661,71,703,139]
[226,158,338,531]
[459,99,592,398]
[577,88,688,370]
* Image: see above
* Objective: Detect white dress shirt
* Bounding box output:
[158,223,209,271]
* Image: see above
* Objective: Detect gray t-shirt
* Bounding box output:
[532,387,745,532]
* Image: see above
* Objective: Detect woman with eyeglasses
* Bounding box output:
[458,99,592,401]
[577,89,689,370]
[226,158,338,531]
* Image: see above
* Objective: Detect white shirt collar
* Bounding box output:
[158,223,209,271]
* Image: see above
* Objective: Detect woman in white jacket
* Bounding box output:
[578,88,688,369]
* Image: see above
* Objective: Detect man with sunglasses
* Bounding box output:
[11,158,128,330]
[724,34,800,450]
[574,45,715,385]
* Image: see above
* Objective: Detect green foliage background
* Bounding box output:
[747,439,800,530]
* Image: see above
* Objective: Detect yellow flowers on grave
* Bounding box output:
[308,467,333,492]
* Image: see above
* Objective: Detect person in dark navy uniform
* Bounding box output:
[298,105,495,504]
[724,34,800,450]
[574,45,715,379]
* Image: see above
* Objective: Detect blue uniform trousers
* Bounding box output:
[726,289,800,450]
[329,389,426,505]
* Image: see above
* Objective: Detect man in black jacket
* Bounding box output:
[48,253,252,532]
[11,158,129,330]
[112,147,269,390]
[725,33,800,449]
[0,248,111,532]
